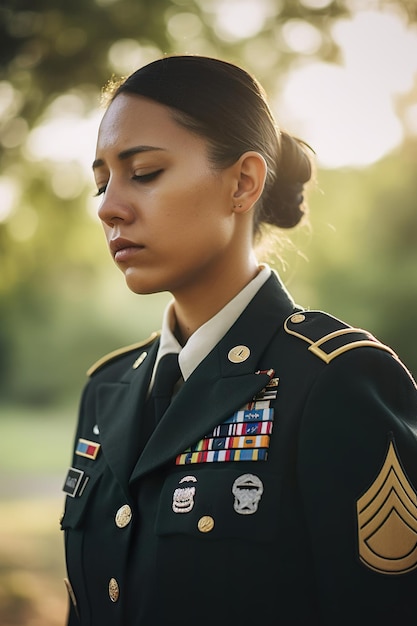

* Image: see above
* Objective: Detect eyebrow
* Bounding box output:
[92,145,165,170]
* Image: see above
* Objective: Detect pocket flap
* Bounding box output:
[156,467,281,542]
[61,467,103,530]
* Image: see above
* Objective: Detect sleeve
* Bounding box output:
[297,347,417,625]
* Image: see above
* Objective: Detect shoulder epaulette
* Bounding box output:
[86,331,160,377]
[284,311,396,364]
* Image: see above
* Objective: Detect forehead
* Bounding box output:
[96,94,200,155]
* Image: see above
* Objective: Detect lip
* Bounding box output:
[109,237,144,261]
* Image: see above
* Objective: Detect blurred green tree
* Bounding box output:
[283,136,417,373]
[0,0,416,403]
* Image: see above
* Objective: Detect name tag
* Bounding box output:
[63,467,89,498]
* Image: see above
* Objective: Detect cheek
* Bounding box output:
[148,169,230,249]
[177,178,230,228]
[166,201,223,248]
[154,188,206,237]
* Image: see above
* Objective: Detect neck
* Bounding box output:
[172,253,259,344]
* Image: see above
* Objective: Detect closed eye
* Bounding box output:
[94,169,163,197]
[132,169,163,184]
[94,185,107,197]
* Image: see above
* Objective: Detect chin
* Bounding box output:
[124,273,167,296]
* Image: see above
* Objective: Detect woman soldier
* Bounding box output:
[61,55,417,625]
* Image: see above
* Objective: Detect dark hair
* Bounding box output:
[109,55,313,234]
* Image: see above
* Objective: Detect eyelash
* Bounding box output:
[94,169,163,197]
[133,169,162,184]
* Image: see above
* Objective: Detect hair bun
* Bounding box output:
[279,133,312,184]
[110,55,314,233]
[258,132,313,230]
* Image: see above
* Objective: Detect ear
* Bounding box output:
[231,151,267,214]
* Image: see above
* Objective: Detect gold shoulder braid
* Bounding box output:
[357,437,417,575]
[86,331,160,377]
[284,312,396,364]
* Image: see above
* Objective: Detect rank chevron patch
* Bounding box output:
[357,439,417,575]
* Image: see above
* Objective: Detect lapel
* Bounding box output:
[130,272,296,482]
[95,339,159,495]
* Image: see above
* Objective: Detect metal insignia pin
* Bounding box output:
[133,351,147,369]
[232,473,264,515]
[179,475,197,484]
[172,475,197,513]
[228,345,251,363]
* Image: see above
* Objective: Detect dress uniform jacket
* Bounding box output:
[61,272,417,625]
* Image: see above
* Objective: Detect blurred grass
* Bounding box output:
[0,405,74,474]
[0,404,75,626]
[0,498,67,626]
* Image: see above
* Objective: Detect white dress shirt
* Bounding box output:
[151,264,272,385]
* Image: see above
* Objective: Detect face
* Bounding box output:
[93,94,244,298]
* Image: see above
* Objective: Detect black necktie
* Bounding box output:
[152,353,181,423]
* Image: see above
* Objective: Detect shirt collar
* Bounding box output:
[155,264,272,381]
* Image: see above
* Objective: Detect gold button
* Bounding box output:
[228,345,250,363]
[133,351,147,369]
[290,313,306,324]
[198,515,215,533]
[115,504,132,528]
[108,578,119,602]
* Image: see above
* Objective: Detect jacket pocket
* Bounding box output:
[61,464,104,530]
[156,466,281,542]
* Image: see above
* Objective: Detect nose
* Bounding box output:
[97,180,135,227]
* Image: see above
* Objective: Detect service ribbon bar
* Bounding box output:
[224,407,274,424]
[186,434,270,453]
[207,420,273,438]
[244,400,270,410]
[175,372,278,466]
[75,438,101,460]
[176,448,268,465]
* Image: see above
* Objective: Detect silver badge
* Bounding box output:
[232,473,264,515]
[172,475,197,513]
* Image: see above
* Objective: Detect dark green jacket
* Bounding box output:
[62,273,417,625]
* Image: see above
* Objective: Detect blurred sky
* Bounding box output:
[279,9,417,167]
[2,5,417,226]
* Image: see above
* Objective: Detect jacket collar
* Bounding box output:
[130,272,296,481]
[95,272,296,489]
[95,339,159,494]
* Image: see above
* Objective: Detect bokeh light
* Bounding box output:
[17,8,417,177]
[278,9,417,167]
[213,0,273,40]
